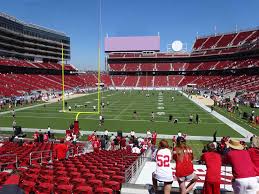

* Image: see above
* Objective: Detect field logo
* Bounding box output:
[157,112,165,115]
[157,107,164,110]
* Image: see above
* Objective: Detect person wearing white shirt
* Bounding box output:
[104,129,109,140]
[99,115,103,126]
[151,139,173,194]
[131,145,140,154]
[146,130,152,139]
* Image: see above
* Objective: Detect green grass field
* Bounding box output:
[0,90,243,137]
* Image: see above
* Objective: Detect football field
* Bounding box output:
[0,90,243,137]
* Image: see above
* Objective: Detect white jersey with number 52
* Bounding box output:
[154,148,173,182]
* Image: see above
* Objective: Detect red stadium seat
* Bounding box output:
[95,187,113,194]
[55,185,73,194]
[73,185,93,194]
[104,180,121,191]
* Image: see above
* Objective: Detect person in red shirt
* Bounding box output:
[248,136,259,189]
[43,133,48,142]
[33,131,39,142]
[201,142,222,194]
[54,139,68,161]
[92,138,100,153]
[152,131,157,145]
[225,139,258,194]
[120,137,126,149]
[173,136,198,194]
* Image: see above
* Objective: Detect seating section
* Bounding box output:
[18,149,138,194]
[0,73,99,97]
[192,29,259,55]
[0,141,138,194]
[0,58,76,71]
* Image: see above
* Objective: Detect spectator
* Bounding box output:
[92,137,100,152]
[43,132,49,142]
[130,130,135,138]
[131,145,140,154]
[152,131,157,145]
[248,136,259,188]
[225,139,258,194]
[33,131,39,142]
[146,129,152,139]
[201,142,222,194]
[110,133,115,142]
[47,126,51,138]
[120,136,126,149]
[173,136,198,194]
[38,130,43,143]
[54,139,68,161]
[100,135,106,150]
[151,139,173,194]
[104,129,109,140]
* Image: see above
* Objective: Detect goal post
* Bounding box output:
[61,44,101,121]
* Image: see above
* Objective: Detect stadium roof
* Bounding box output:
[0,12,67,37]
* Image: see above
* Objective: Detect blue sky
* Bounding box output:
[1,0,259,70]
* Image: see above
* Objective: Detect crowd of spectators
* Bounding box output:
[151,135,259,194]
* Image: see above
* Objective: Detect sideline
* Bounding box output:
[180,91,254,139]
[0,127,249,142]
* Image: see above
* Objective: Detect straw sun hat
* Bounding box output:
[251,136,259,148]
[225,139,244,150]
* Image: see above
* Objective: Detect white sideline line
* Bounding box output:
[180,91,254,139]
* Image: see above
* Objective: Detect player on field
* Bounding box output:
[133,110,138,119]
[99,115,104,126]
[196,114,199,124]
[189,114,193,124]
[151,112,155,122]
[68,106,71,112]
[93,105,96,111]
[171,96,175,102]
[12,109,15,118]
[151,139,173,194]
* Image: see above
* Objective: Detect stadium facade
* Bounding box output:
[0,12,70,62]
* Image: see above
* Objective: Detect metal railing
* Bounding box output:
[125,148,152,183]
[29,150,52,165]
[76,145,85,155]
[0,154,18,170]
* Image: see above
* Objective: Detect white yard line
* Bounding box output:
[114,102,134,119]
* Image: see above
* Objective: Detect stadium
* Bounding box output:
[0,1,259,194]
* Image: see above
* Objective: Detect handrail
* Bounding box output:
[124,148,152,183]
[0,154,18,170]
[76,145,85,155]
[29,150,52,166]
